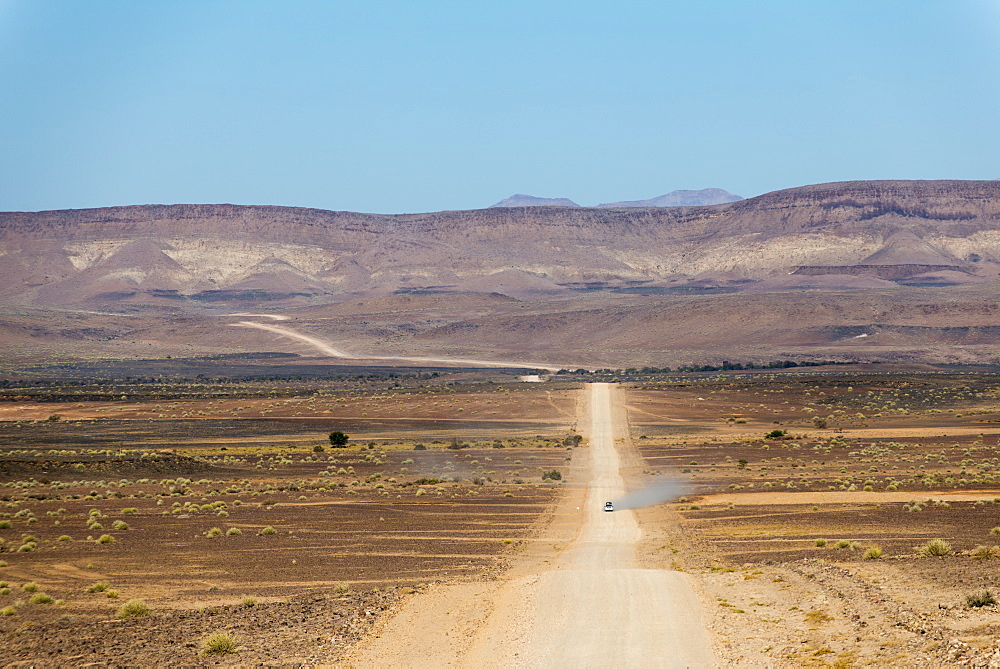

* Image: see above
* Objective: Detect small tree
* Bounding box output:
[328,431,349,448]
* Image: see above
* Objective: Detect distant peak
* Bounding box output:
[489,194,580,208]
[596,188,743,208]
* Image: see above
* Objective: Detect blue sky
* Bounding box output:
[1,0,998,213]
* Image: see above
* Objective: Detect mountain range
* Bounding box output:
[3,179,1000,367]
[489,188,742,208]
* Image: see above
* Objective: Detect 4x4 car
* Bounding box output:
[604,501,614,512]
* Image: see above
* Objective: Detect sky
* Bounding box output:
[1,0,998,214]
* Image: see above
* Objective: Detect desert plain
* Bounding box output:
[1,365,999,666]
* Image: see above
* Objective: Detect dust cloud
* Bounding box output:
[612,477,690,510]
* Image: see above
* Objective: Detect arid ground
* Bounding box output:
[2,371,1000,666]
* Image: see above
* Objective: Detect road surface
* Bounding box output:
[349,383,716,668]
[229,317,561,372]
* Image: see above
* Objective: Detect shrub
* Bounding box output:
[835,540,852,549]
[815,539,827,547]
[919,538,952,557]
[0,521,11,529]
[96,534,115,544]
[112,520,129,531]
[313,445,325,453]
[29,592,54,604]
[0,606,13,616]
[765,430,787,439]
[328,431,349,448]
[863,547,883,560]
[541,470,562,481]
[122,508,138,514]
[226,527,242,536]
[21,582,38,592]
[17,543,34,552]
[87,581,110,593]
[205,527,223,538]
[258,526,277,536]
[971,545,1000,560]
[990,527,1000,536]
[966,590,996,608]
[117,598,151,619]
[241,596,257,606]
[106,589,119,599]
[333,582,350,594]
[200,630,240,656]
[0,588,8,595]
[57,535,72,542]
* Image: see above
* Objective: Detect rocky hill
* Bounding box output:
[1,180,999,308]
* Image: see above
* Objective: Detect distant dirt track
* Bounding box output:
[348,383,716,667]
[230,318,562,372]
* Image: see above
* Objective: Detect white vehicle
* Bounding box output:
[603,501,614,512]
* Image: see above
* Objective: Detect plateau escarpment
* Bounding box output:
[3,180,1000,368]
[1,180,999,307]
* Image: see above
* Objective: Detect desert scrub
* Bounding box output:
[28,592,54,604]
[96,534,115,544]
[990,527,1000,536]
[111,520,129,531]
[106,589,119,599]
[835,540,852,549]
[200,630,240,656]
[0,606,13,616]
[21,582,38,592]
[971,545,1000,560]
[205,527,223,538]
[226,527,242,536]
[332,582,351,595]
[258,526,277,536]
[919,538,952,557]
[241,596,257,606]
[57,535,72,542]
[815,539,827,547]
[116,598,151,619]
[863,547,883,560]
[966,590,996,608]
[87,581,110,593]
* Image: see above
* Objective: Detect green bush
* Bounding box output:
[226,527,242,536]
[205,527,223,538]
[87,581,110,593]
[28,592,54,604]
[96,534,115,544]
[863,547,883,560]
[116,598,151,619]
[971,545,1000,560]
[200,630,240,656]
[258,526,277,536]
[21,582,38,593]
[966,590,996,608]
[919,538,952,557]
[112,520,129,531]
[815,539,827,547]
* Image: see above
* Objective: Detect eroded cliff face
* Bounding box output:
[1,180,999,306]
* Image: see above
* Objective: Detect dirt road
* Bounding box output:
[230,318,561,372]
[349,383,715,667]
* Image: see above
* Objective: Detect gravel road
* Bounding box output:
[349,383,716,668]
